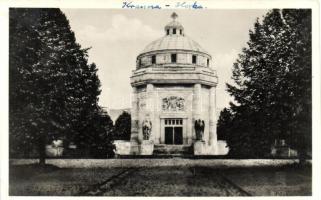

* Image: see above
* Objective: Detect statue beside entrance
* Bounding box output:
[141,119,153,155]
[194,119,205,141]
[142,119,152,140]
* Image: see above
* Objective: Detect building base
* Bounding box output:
[193,140,229,155]
[113,140,154,155]
[113,140,229,156]
[140,140,154,155]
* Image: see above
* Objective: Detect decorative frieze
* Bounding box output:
[162,96,185,111]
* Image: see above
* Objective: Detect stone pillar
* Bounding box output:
[209,86,217,146]
[130,87,139,143]
[145,83,154,140]
[192,83,202,140]
[186,117,192,144]
[153,89,160,144]
[137,83,155,155]
[146,83,154,114]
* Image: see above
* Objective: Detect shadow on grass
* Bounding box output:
[193,162,312,173]
[10,163,61,179]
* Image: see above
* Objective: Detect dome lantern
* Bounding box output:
[164,12,184,36]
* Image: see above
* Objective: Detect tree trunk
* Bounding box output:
[298,148,307,166]
[39,154,46,165]
[38,134,46,166]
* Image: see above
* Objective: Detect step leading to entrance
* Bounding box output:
[153,144,193,155]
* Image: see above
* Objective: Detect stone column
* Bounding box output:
[130,87,139,143]
[138,83,155,155]
[153,89,160,144]
[145,83,154,140]
[192,83,202,140]
[209,86,217,146]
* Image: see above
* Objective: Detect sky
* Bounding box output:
[62,9,268,110]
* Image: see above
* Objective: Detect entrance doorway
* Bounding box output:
[164,119,183,145]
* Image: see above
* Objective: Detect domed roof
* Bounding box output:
[140,35,208,55]
[139,12,209,56]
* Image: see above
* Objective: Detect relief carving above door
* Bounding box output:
[162,96,185,111]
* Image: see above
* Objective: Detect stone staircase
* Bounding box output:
[153,144,193,156]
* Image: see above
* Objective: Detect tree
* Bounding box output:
[281,9,312,161]
[219,9,311,159]
[79,109,114,158]
[114,112,131,140]
[9,8,105,164]
[217,108,233,141]
[9,9,42,157]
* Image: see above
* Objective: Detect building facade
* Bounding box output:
[114,13,228,156]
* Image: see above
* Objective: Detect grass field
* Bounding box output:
[9,159,311,196]
[9,164,124,196]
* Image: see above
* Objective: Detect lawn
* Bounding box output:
[9,164,124,196]
[221,165,312,196]
[9,159,311,196]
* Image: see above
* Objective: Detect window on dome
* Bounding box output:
[180,29,182,35]
[207,59,210,67]
[171,54,177,63]
[167,29,169,35]
[152,55,156,64]
[173,28,176,34]
[192,55,197,64]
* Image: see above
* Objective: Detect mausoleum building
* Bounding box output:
[114,13,228,156]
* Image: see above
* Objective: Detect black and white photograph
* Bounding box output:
[1,0,320,198]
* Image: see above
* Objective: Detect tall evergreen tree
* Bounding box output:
[9,8,108,163]
[9,9,42,157]
[281,9,312,161]
[114,112,131,140]
[217,108,233,142]
[219,9,311,158]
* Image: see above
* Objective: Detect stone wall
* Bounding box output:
[201,86,210,143]
[130,59,218,155]
[137,50,211,69]
[134,84,216,147]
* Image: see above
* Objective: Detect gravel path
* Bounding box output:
[78,168,136,196]
[83,167,251,196]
